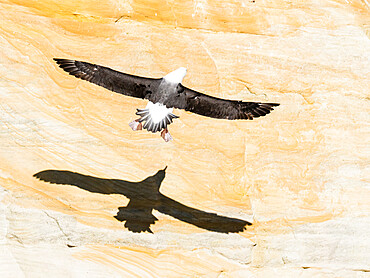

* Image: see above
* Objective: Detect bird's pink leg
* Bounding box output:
[161,128,173,142]
[129,119,142,131]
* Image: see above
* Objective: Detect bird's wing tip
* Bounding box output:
[264,102,279,107]
[53,58,74,64]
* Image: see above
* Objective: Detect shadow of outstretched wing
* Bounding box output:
[33,167,252,233]
[33,170,133,194]
[157,195,251,233]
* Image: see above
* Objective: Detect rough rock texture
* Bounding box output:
[0,0,369,277]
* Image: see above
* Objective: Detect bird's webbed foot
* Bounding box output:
[129,119,142,131]
[161,128,173,142]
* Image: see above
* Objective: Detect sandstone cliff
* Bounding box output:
[0,0,369,277]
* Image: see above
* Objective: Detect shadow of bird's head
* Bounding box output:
[139,166,167,192]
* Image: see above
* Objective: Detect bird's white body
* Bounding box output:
[129,68,188,140]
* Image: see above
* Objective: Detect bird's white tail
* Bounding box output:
[136,107,178,133]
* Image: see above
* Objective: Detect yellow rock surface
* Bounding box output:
[0,0,369,276]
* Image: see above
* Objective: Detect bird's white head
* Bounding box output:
[163,67,187,84]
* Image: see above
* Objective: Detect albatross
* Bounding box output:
[54,58,279,141]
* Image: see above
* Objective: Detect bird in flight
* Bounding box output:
[54,58,279,142]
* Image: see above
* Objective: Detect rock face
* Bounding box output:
[0,0,369,277]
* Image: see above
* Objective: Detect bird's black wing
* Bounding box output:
[173,84,279,120]
[156,194,251,233]
[54,58,161,99]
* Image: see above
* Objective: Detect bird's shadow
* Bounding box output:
[33,167,252,233]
